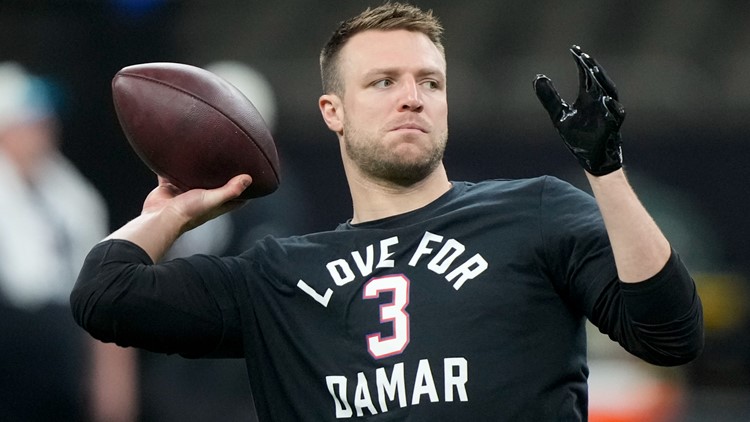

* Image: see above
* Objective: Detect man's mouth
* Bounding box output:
[391,123,427,133]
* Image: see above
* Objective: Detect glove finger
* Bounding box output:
[581,53,619,101]
[533,74,566,121]
[571,47,602,101]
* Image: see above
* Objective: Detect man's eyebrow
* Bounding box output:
[362,67,445,79]
[362,67,398,79]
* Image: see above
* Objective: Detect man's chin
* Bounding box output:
[371,159,441,187]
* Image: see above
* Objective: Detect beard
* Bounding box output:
[343,120,448,187]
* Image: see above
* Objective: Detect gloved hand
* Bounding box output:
[533,45,626,176]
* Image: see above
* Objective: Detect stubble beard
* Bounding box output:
[343,121,448,187]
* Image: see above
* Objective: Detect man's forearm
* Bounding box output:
[104,208,186,263]
[586,169,671,282]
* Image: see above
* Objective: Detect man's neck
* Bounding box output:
[347,164,452,224]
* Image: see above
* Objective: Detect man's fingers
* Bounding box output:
[581,53,619,101]
[572,48,601,100]
[214,174,253,204]
[533,75,566,122]
[570,46,589,95]
[182,175,253,230]
[571,45,618,101]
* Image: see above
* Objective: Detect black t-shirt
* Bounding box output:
[72,176,703,421]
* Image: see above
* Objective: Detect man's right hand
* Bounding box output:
[143,175,252,234]
[106,174,252,262]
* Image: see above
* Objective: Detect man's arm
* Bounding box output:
[585,169,670,282]
[70,174,251,357]
[534,46,703,364]
[534,45,671,282]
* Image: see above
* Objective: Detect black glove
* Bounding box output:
[533,45,626,176]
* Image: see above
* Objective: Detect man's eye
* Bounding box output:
[374,79,393,88]
[422,80,439,90]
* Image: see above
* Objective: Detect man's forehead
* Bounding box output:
[339,29,446,74]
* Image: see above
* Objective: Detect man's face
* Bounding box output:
[335,29,448,186]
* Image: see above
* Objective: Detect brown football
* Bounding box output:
[111,62,279,199]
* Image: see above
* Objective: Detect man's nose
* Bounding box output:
[399,78,423,112]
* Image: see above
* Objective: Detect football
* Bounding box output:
[111,62,280,199]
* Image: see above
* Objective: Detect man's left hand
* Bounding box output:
[533,45,626,176]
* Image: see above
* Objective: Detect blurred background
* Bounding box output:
[0,0,747,421]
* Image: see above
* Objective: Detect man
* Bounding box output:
[71,3,703,421]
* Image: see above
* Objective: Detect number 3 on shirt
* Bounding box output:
[363,274,410,359]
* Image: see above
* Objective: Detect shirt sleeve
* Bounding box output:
[70,239,243,358]
[590,250,704,366]
[539,176,704,366]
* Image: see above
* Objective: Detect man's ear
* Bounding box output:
[319,94,344,133]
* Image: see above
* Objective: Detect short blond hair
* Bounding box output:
[319,2,444,95]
